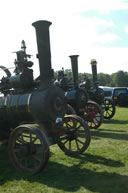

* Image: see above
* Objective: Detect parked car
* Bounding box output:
[112,87,128,106]
[100,87,128,106]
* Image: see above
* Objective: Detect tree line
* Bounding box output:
[54,69,128,87]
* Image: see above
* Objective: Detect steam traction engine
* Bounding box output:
[55,55,103,129]
[80,59,116,119]
[0,20,91,174]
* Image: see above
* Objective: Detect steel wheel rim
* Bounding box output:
[83,101,103,129]
[58,115,90,155]
[9,126,47,174]
[102,99,115,119]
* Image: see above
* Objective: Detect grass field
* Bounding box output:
[0,106,128,193]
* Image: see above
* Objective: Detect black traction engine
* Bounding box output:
[0,20,91,174]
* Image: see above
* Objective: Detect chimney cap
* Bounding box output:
[90,59,97,65]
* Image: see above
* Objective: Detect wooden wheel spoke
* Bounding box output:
[32,136,38,143]
[75,139,80,150]
[107,111,110,116]
[76,131,86,138]
[92,119,97,126]
[29,131,33,143]
[16,137,26,144]
[67,121,76,129]
[66,122,73,129]
[59,134,68,141]
[19,157,28,167]
[69,140,71,151]
[90,121,93,127]
[63,139,69,145]
[108,109,112,113]
[76,125,81,130]
[95,117,100,122]
[76,138,85,145]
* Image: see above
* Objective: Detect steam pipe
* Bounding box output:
[32,20,53,82]
[69,55,79,88]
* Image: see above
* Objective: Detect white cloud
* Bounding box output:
[88,47,128,74]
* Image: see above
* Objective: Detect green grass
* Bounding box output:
[0,106,128,193]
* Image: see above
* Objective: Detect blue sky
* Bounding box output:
[80,10,128,47]
[0,0,128,77]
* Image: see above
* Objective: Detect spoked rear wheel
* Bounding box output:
[102,99,116,119]
[82,100,103,129]
[8,124,49,174]
[57,115,91,156]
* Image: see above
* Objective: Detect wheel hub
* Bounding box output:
[67,129,76,141]
[105,106,109,111]
[89,112,96,120]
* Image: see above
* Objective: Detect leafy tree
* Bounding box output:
[54,69,128,87]
[110,71,128,87]
[98,73,111,86]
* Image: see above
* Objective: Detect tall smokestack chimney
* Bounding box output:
[32,20,53,83]
[69,55,79,88]
[90,59,98,84]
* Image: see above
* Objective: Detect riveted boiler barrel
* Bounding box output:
[0,93,32,140]
[0,89,65,125]
[2,93,32,122]
[0,20,66,140]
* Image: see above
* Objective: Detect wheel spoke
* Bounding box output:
[91,119,97,126]
[107,111,110,116]
[63,139,69,145]
[69,140,71,151]
[95,117,101,122]
[59,134,68,141]
[90,121,93,127]
[77,138,85,145]
[16,138,26,144]
[14,143,24,153]
[32,136,38,143]
[19,157,28,168]
[76,132,86,138]
[76,125,81,130]
[75,139,80,150]
[66,122,72,128]
[30,131,32,143]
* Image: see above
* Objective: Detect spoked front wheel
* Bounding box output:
[8,124,49,174]
[57,115,91,156]
[102,98,116,119]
